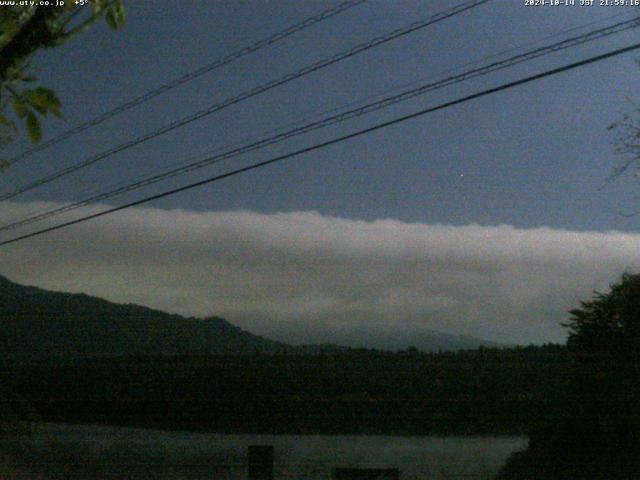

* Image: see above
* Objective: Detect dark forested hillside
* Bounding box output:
[4,346,569,436]
[0,274,499,354]
[0,275,289,356]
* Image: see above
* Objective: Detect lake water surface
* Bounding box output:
[0,423,527,479]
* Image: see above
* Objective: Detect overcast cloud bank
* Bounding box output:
[2,202,639,346]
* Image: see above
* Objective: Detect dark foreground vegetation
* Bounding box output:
[2,344,567,437]
[498,273,640,479]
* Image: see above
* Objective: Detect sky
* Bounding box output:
[2,0,640,346]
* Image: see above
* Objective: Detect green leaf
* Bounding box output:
[44,15,64,38]
[23,88,61,116]
[24,88,47,108]
[0,15,19,43]
[92,1,104,15]
[25,112,41,144]
[114,2,125,26]
[42,88,61,108]
[0,159,10,171]
[11,96,28,119]
[50,104,62,119]
[105,2,125,30]
[0,113,16,134]
[105,10,118,30]
[23,90,48,115]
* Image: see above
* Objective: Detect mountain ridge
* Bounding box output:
[0,274,499,355]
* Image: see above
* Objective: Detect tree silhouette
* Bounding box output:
[0,2,124,157]
[564,272,640,351]
[498,272,640,479]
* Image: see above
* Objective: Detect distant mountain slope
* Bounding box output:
[0,274,500,355]
[0,275,288,356]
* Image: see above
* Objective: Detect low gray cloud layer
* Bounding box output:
[2,202,639,346]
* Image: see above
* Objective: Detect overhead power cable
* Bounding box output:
[1,15,637,233]
[1,40,639,247]
[0,0,490,202]
[7,0,368,166]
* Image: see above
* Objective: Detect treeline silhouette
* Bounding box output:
[3,345,569,436]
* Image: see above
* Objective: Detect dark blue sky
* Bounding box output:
[3,0,640,233]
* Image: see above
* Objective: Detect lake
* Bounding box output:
[0,423,527,479]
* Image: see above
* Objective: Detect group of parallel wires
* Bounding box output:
[1,0,639,246]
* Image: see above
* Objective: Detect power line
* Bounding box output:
[2,15,637,233]
[2,40,639,247]
[0,0,490,202]
[7,0,369,166]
